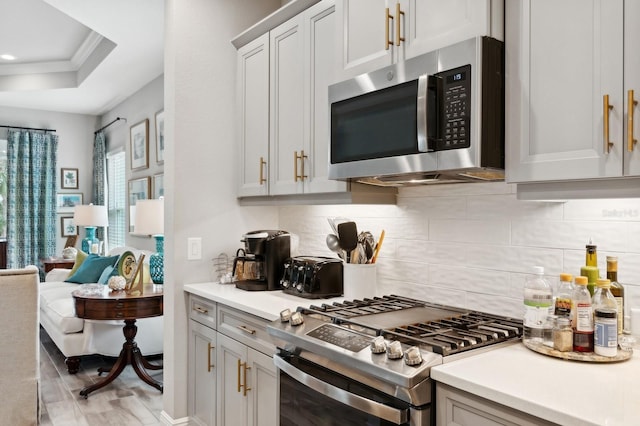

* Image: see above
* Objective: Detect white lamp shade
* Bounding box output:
[134,198,164,235]
[73,204,109,227]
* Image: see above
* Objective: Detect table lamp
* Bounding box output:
[134,198,164,284]
[73,204,109,254]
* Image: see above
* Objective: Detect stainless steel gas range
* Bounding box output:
[267,295,523,426]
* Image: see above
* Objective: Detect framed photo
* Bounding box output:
[56,193,83,213]
[61,168,78,189]
[153,173,164,199]
[130,119,149,171]
[60,216,78,237]
[128,177,150,231]
[155,109,165,164]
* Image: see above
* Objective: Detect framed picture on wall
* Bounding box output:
[130,119,149,171]
[153,173,164,198]
[128,177,150,232]
[60,216,78,237]
[60,168,78,189]
[56,193,83,213]
[155,109,165,164]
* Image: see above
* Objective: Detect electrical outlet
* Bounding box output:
[187,237,202,260]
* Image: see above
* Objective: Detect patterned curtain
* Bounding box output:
[92,131,107,247]
[6,129,58,268]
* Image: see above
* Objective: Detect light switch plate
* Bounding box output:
[187,237,202,260]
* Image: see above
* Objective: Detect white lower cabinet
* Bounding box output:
[188,295,278,426]
[435,383,556,426]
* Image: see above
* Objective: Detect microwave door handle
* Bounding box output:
[274,355,409,424]
[417,74,441,152]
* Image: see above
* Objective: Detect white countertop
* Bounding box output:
[183,281,345,321]
[431,342,640,426]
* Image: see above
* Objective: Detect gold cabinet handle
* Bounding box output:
[300,150,308,181]
[259,156,267,184]
[603,94,615,153]
[194,306,208,314]
[237,324,256,335]
[628,89,638,152]
[237,359,251,396]
[395,3,405,46]
[207,342,215,372]
[385,8,394,50]
[294,151,308,182]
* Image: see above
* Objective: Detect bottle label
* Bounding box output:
[575,303,593,332]
[595,321,617,348]
[554,297,572,316]
[614,296,624,332]
[524,305,552,328]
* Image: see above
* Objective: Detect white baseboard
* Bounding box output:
[160,410,190,426]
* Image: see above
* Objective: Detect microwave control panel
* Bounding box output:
[437,64,471,150]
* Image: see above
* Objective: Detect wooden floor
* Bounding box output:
[39,327,164,425]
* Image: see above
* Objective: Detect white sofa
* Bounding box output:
[39,247,164,373]
[0,266,40,425]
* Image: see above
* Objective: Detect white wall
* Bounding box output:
[0,105,97,253]
[279,182,640,323]
[164,0,281,421]
[99,75,164,251]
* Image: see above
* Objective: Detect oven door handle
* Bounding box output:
[274,355,409,424]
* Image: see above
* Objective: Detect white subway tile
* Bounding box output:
[467,194,564,220]
[430,265,510,296]
[512,220,628,251]
[564,198,640,222]
[397,196,467,219]
[430,219,510,244]
[466,293,522,318]
[465,245,563,275]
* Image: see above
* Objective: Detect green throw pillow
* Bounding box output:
[68,250,88,276]
[65,254,120,284]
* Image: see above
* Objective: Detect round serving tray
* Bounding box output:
[523,340,632,363]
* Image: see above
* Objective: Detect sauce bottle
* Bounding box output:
[606,256,625,334]
[572,276,593,352]
[580,240,599,296]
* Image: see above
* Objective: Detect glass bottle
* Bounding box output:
[554,273,573,318]
[580,240,599,296]
[606,256,625,334]
[572,276,593,352]
[593,279,618,356]
[523,266,553,345]
[553,317,573,352]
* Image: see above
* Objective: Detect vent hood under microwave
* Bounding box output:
[328,36,505,187]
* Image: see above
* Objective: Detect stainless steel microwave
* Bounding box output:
[328,36,504,186]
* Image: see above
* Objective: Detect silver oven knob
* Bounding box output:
[279,308,292,322]
[386,341,403,359]
[404,346,423,366]
[289,311,304,326]
[370,336,387,354]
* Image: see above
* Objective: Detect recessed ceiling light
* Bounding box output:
[1,54,16,61]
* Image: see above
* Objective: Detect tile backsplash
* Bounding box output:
[278,182,640,326]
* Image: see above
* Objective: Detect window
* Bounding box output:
[0,140,6,239]
[106,150,125,248]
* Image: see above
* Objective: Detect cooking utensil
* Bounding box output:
[337,222,358,263]
[370,230,385,264]
[326,234,344,260]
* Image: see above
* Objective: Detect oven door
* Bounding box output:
[275,352,430,426]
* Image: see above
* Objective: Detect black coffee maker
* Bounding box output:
[233,230,290,291]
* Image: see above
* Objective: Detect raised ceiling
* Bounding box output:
[0,0,164,116]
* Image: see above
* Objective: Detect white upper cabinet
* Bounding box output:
[506,0,640,184]
[335,0,503,81]
[624,0,640,176]
[269,15,305,195]
[237,34,270,197]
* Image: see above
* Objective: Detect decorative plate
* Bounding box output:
[523,340,632,363]
[117,251,137,281]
